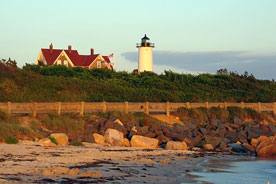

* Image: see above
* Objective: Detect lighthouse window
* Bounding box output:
[97,60,101,68]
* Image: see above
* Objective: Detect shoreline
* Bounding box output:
[0,142,253,184]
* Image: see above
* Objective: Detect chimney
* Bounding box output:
[68,45,72,54]
[91,48,94,55]
[49,43,53,54]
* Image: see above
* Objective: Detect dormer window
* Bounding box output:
[97,60,101,68]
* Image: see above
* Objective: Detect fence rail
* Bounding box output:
[1,102,276,118]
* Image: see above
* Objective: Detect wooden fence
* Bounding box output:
[0,102,276,118]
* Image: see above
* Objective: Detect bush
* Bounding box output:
[5,136,18,144]
[2,63,276,102]
[47,136,58,145]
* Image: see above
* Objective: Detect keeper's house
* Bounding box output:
[35,43,113,69]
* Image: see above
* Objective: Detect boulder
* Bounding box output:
[257,144,276,158]
[165,141,189,150]
[164,132,185,142]
[250,138,259,148]
[101,119,127,136]
[227,143,254,154]
[205,136,222,148]
[130,135,158,149]
[162,126,171,135]
[140,126,149,135]
[255,135,276,158]
[199,128,208,136]
[217,125,227,137]
[38,138,56,147]
[172,123,189,134]
[191,135,202,146]
[156,134,171,144]
[124,138,130,147]
[184,138,194,147]
[104,129,124,146]
[247,127,263,139]
[237,131,248,144]
[219,142,227,150]
[225,131,239,142]
[255,136,271,152]
[233,117,242,125]
[203,144,214,150]
[114,119,124,127]
[91,133,105,145]
[143,132,156,138]
[128,126,138,139]
[50,133,69,146]
[242,143,255,152]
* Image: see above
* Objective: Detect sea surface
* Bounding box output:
[188,159,276,184]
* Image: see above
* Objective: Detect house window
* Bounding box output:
[57,60,61,65]
[97,60,101,68]
[64,60,68,67]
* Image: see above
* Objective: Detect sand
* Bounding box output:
[0,141,252,183]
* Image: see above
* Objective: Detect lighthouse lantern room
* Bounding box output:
[136,34,155,72]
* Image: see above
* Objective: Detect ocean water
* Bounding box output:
[190,159,276,184]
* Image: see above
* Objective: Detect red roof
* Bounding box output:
[41,48,112,67]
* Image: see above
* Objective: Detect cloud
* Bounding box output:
[121,50,276,79]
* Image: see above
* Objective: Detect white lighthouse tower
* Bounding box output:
[137,34,155,72]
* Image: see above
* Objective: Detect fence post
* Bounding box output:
[205,102,209,109]
[257,102,261,112]
[32,102,37,118]
[241,102,245,109]
[273,102,276,115]
[145,101,149,115]
[57,102,61,116]
[7,102,11,117]
[224,102,227,110]
[102,101,107,113]
[186,102,190,109]
[166,101,170,117]
[80,101,84,116]
[124,101,128,114]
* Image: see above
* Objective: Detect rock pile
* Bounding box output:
[36,114,276,158]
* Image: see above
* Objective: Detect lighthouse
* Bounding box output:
[137,34,155,72]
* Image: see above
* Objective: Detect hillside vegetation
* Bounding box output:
[1,59,276,102]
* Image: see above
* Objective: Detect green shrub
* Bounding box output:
[1,62,275,103]
[47,136,58,145]
[5,136,18,144]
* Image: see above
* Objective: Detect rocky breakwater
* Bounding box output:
[35,111,276,158]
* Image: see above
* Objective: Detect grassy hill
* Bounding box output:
[1,59,276,102]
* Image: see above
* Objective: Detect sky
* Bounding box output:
[1,0,276,79]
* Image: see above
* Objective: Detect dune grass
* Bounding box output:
[0,110,32,142]
[41,113,85,134]
[177,106,265,123]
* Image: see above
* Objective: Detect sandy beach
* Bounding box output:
[0,141,252,184]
